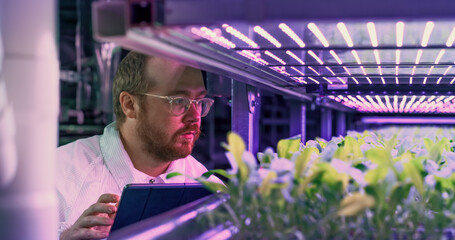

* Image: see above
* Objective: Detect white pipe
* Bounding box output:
[0,0,58,239]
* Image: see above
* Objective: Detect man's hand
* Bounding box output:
[60,193,120,240]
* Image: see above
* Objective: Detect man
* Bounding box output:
[57,51,216,239]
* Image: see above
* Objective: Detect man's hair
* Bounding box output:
[113,51,155,125]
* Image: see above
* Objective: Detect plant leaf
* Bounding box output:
[166,172,183,179]
[258,171,277,196]
[202,169,233,180]
[337,193,375,217]
[277,136,301,159]
[364,166,389,185]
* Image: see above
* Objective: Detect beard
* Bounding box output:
[136,110,201,163]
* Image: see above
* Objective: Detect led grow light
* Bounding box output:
[351,50,362,64]
[446,27,455,47]
[396,22,405,47]
[191,27,236,49]
[223,24,258,48]
[308,23,330,47]
[329,50,343,64]
[308,66,320,75]
[351,77,359,84]
[264,50,286,64]
[337,22,354,47]
[325,66,336,76]
[367,22,379,47]
[278,23,305,48]
[286,50,305,65]
[415,49,423,64]
[322,77,333,84]
[254,26,282,48]
[434,49,445,64]
[343,66,351,75]
[329,95,455,114]
[307,77,320,84]
[421,21,434,47]
[291,67,305,76]
[308,50,324,64]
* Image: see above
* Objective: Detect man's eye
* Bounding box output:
[173,98,187,105]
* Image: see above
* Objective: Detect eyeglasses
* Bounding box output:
[139,93,214,117]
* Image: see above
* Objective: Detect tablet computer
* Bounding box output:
[110,183,212,232]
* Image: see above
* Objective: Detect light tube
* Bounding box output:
[194,27,236,49]
[375,95,387,112]
[396,77,399,84]
[385,96,393,112]
[427,95,436,102]
[329,50,343,64]
[437,77,443,84]
[337,77,346,84]
[396,50,400,64]
[223,24,259,48]
[451,78,455,84]
[351,50,362,64]
[308,50,324,64]
[279,23,305,48]
[291,67,305,76]
[307,77,320,84]
[374,50,381,64]
[423,77,428,84]
[294,77,307,84]
[381,77,386,84]
[361,66,367,75]
[378,66,383,75]
[443,66,452,75]
[351,77,359,84]
[395,66,399,76]
[308,23,330,47]
[254,26,282,48]
[396,21,405,47]
[366,77,372,84]
[409,77,413,84]
[434,49,446,64]
[399,96,407,113]
[404,95,417,112]
[415,50,423,64]
[411,66,416,75]
[367,22,379,47]
[286,50,305,65]
[337,22,354,47]
[446,27,455,47]
[326,66,336,76]
[427,66,434,75]
[308,66,320,75]
[393,95,398,112]
[264,50,286,64]
[322,77,333,84]
[343,66,351,75]
[421,21,434,47]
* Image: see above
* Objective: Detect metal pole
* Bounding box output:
[289,101,306,143]
[336,111,346,137]
[0,0,58,239]
[231,81,259,154]
[321,108,333,140]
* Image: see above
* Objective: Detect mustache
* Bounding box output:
[174,124,201,137]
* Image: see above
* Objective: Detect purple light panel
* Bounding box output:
[188,21,455,85]
[328,95,455,114]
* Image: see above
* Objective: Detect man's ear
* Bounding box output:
[119,91,138,119]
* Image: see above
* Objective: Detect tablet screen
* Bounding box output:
[110,183,212,232]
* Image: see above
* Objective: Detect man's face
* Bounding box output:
[136,59,206,162]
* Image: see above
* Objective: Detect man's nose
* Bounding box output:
[183,102,201,123]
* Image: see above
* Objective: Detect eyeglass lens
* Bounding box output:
[171,98,212,117]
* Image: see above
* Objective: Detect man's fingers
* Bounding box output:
[97,193,120,204]
[83,202,117,217]
[71,227,110,240]
[78,215,114,228]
